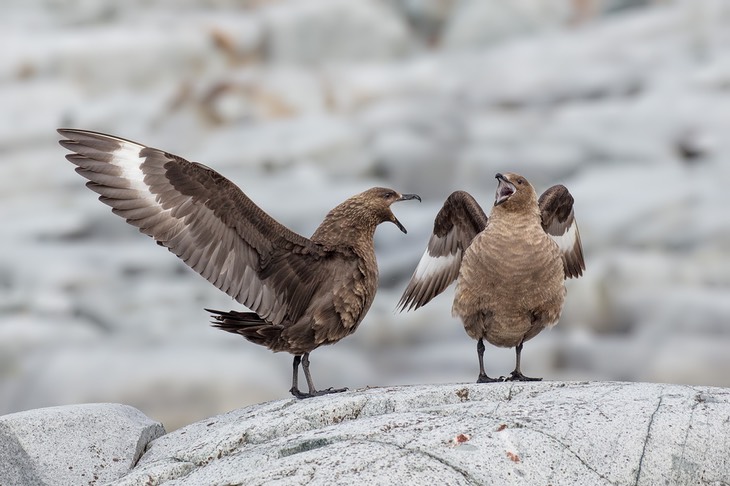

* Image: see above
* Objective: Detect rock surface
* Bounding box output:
[0,403,165,486]
[101,381,727,485]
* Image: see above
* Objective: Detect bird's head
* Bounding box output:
[359,187,421,234]
[493,172,537,211]
[313,188,421,245]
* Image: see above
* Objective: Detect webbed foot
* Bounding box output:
[289,386,348,399]
[505,371,542,382]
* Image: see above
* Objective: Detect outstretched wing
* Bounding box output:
[397,191,488,311]
[59,128,333,325]
[538,184,585,279]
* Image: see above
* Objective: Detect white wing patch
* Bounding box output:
[112,143,147,189]
[414,249,461,281]
[549,221,579,253]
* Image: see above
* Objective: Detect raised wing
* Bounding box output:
[538,184,585,279]
[397,191,488,312]
[59,128,332,325]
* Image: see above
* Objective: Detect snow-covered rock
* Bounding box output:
[262,0,413,63]
[0,403,165,486]
[116,381,730,484]
[7,382,724,486]
[442,0,574,50]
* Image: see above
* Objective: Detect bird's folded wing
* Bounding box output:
[59,128,331,325]
[397,190,488,311]
[309,253,367,342]
[538,184,585,279]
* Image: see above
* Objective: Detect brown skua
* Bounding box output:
[398,172,584,382]
[58,128,420,398]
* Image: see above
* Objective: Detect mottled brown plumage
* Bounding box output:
[58,128,420,398]
[398,173,584,382]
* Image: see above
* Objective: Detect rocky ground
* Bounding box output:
[1,0,730,430]
[3,382,730,485]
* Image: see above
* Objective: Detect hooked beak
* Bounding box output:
[391,193,421,234]
[494,173,515,206]
[398,193,421,203]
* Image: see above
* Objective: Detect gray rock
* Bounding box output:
[442,0,573,49]
[262,0,412,63]
[0,403,165,486]
[110,381,730,485]
[386,0,455,46]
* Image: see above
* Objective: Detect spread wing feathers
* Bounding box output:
[538,184,585,279]
[58,128,333,325]
[397,191,489,312]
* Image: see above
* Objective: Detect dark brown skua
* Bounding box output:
[398,173,584,382]
[58,129,420,399]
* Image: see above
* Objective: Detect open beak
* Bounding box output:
[494,173,515,206]
[391,193,421,234]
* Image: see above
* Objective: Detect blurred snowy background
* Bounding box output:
[1,0,729,430]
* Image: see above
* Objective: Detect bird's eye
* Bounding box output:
[383,191,395,199]
[517,178,525,185]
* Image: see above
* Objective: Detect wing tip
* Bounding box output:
[395,295,417,313]
[57,127,76,137]
[57,127,97,142]
[57,128,145,150]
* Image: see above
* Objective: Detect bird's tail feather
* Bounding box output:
[206,308,283,349]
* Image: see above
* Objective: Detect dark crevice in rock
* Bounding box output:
[527,426,618,485]
[278,438,332,458]
[131,423,167,469]
[634,392,665,485]
[507,383,516,402]
[674,392,704,483]
[356,438,482,486]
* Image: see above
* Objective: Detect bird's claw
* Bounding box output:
[505,371,542,382]
[476,374,502,383]
[289,386,348,399]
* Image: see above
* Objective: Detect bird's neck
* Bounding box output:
[311,208,378,250]
[490,204,542,231]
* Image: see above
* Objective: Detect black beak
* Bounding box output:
[391,193,421,234]
[392,217,408,234]
[398,193,421,203]
[494,174,515,206]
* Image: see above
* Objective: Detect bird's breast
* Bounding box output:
[457,220,564,308]
[339,243,378,327]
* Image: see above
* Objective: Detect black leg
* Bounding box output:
[476,339,500,383]
[302,352,318,394]
[289,355,309,399]
[506,342,542,382]
[289,352,348,399]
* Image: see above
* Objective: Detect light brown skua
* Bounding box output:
[398,173,584,382]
